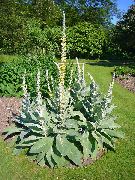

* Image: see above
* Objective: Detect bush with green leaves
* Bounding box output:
[3,65,124,168]
[67,22,107,59]
[0,17,61,56]
[114,66,135,77]
[20,19,61,56]
[22,21,107,59]
[0,54,76,97]
[0,54,59,97]
[0,20,107,58]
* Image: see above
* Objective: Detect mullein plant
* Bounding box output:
[3,12,124,168]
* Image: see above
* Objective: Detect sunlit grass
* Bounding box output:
[0,55,18,63]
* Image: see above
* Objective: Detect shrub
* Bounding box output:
[0,18,61,56]
[67,22,107,59]
[20,19,61,56]
[0,54,59,97]
[114,66,135,77]
[0,54,75,98]
[1,20,107,58]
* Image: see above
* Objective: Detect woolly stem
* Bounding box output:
[22,69,27,98]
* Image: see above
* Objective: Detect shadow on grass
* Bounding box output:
[85,59,135,67]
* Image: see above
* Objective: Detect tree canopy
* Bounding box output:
[114,4,135,59]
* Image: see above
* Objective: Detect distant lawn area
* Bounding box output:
[0,54,18,63]
[0,62,135,180]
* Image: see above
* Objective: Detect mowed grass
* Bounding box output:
[0,54,18,63]
[0,63,135,180]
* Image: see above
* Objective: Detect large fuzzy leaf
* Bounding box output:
[38,157,46,166]
[64,119,78,129]
[101,135,114,148]
[80,131,92,159]
[46,147,55,168]
[23,123,42,130]
[91,139,99,159]
[56,135,82,166]
[29,137,53,154]
[102,129,124,139]
[92,131,103,149]
[17,135,41,147]
[3,125,23,138]
[51,152,69,167]
[36,152,46,166]
[99,119,121,129]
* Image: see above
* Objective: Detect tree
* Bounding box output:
[114,4,135,59]
[0,0,28,53]
[54,0,118,26]
[27,0,61,26]
[0,0,61,54]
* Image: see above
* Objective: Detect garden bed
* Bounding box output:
[115,76,135,93]
[0,97,21,135]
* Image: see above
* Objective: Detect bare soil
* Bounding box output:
[0,97,21,135]
[115,75,135,93]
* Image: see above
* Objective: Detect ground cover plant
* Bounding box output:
[0,54,74,98]
[3,12,124,168]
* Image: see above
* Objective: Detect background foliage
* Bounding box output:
[67,22,107,59]
[0,0,121,59]
[113,5,135,60]
[0,54,58,97]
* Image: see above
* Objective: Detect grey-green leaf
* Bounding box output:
[3,125,23,139]
[56,135,82,166]
[51,152,69,167]
[30,137,53,154]
[80,131,92,159]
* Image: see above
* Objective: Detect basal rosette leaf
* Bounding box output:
[29,137,53,154]
[79,131,93,159]
[3,125,23,139]
[56,134,82,166]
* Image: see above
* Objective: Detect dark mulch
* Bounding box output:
[115,75,135,93]
[0,97,21,135]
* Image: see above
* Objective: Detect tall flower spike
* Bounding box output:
[61,11,66,63]
[22,69,27,98]
[36,69,42,106]
[76,57,81,82]
[59,11,67,120]
[112,72,115,85]
[82,63,85,81]
[88,72,95,83]
[46,69,51,93]
[107,73,115,99]
[22,69,30,111]
[69,69,73,87]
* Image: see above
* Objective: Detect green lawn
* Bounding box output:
[0,54,18,63]
[0,63,135,180]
